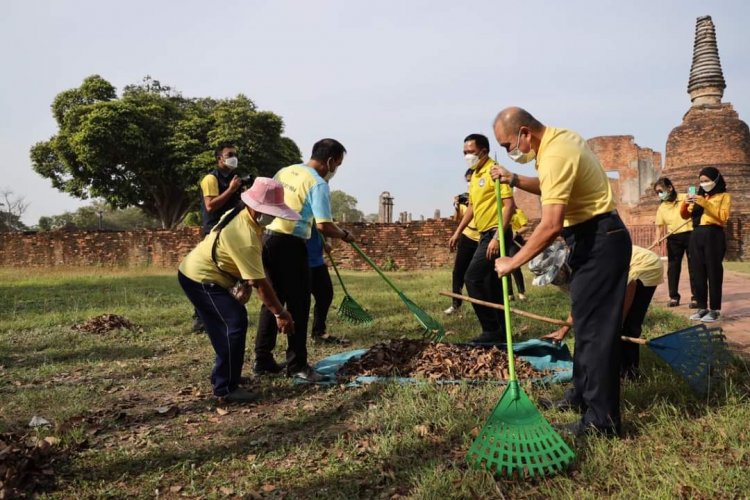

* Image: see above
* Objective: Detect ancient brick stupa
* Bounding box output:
[634,15,749,258]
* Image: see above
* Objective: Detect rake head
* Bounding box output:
[467,381,575,478]
[337,294,374,326]
[401,294,445,341]
[647,324,730,394]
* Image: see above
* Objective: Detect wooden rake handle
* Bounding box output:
[439,291,573,327]
[646,219,691,250]
[620,336,649,345]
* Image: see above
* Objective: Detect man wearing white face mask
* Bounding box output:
[490,107,631,438]
[254,138,356,382]
[449,133,516,343]
[200,142,244,236]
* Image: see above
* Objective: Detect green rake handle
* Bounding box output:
[349,242,403,296]
[322,241,350,297]
[495,180,516,386]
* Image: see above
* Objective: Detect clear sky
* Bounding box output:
[1,0,748,225]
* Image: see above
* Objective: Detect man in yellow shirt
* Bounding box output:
[491,107,631,437]
[179,178,298,403]
[445,169,480,315]
[544,246,664,380]
[449,134,516,343]
[255,139,356,383]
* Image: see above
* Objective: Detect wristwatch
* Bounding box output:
[509,173,519,188]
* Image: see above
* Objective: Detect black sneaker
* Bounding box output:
[667,299,680,307]
[554,420,619,438]
[469,332,503,344]
[288,365,328,383]
[220,388,258,403]
[253,359,286,375]
[688,301,700,309]
[701,310,721,323]
[192,316,205,333]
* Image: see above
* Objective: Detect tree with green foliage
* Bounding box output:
[31,75,301,228]
[330,190,364,222]
[37,200,159,231]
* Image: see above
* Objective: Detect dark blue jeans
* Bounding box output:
[178,272,247,397]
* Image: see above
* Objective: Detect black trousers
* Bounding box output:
[451,234,479,308]
[689,225,726,310]
[620,281,656,379]
[255,233,311,372]
[564,212,631,432]
[666,232,694,302]
[464,229,514,334]
[508,233,526,294]
[179,272,247,397]
[310,264,334,336]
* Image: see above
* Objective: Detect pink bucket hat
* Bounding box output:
[241,177,300,220]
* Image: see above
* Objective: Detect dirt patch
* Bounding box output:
[337,339,543,381]
[71,314,139,334]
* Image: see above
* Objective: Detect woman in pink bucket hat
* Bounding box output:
[178,177,299,403]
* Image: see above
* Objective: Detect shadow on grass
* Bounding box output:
[69,384,389,485]
[0,344,155,370]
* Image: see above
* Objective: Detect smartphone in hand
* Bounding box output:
[688,185,697,196]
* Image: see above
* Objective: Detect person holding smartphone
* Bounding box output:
[653,177,696,308]
[680,167,732,322]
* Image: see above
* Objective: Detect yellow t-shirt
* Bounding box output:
[468,158,513,233]
[655,194,692,234]
[179,209,265,289]
[200,174,220,197]
[536,127,616,227]
[459,204,480,242]
[690,192,732,227]
[267,164,333,239]
[511,208,529,233]
[628,245,664,287]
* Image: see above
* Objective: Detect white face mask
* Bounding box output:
[324,167,337,182]
[700,181,716,192]
[223,156,238,169]
[658,191,670,201]
[256,213,275,227]
[465,154,481,170]
[508,129,536,164]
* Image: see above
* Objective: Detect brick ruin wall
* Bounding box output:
[3,218,740,271]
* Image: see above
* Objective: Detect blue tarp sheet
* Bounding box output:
[308,339,573,386]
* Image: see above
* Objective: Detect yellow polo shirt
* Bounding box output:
[536,127,616,227]
[179,209,265,289]
[687,192,732,227]
[469,158,513,233]
[511,208,529,233]
[200,174,220,197]
[655,194,692,234]
[628,245,664,287]
[459,204,480,242]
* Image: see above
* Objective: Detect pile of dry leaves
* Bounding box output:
[71,314,138,334]
[338,339,541,381]
[0,432,65,497]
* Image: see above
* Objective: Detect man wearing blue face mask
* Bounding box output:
[490,107,631,438]
[254,138,356,382]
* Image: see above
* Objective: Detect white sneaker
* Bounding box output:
[701,310,721,322]
[517,293,527,301]
[444,306,459,315]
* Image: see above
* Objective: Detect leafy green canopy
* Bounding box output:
[31,75,302,228]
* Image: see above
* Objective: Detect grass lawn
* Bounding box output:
[1,266,749,498]
[726,261,750,276]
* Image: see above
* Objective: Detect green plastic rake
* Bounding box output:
[466,180,575,478]
[324,245,373,326]
[350,242,445,341]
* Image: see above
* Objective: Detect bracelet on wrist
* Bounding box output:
[273,308,286,318]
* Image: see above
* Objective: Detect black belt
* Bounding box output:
[562,210,619,238]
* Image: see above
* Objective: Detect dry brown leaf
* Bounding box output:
[169,485,183,493]
[216,407,229,416]
[413,424,430,437]
[261,483,276,492]
[220,486,234,495]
